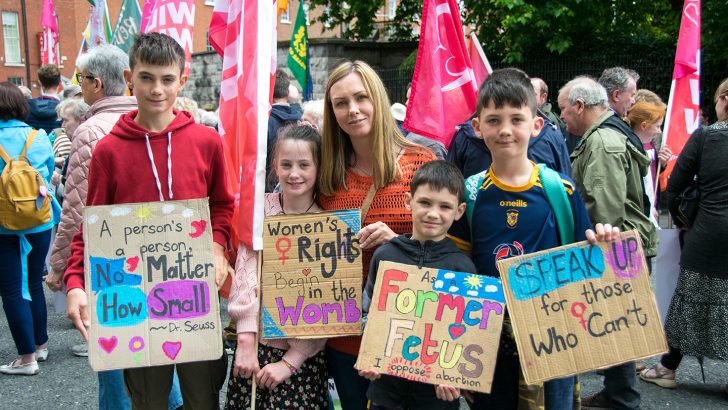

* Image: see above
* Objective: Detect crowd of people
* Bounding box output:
[0,31,726,410]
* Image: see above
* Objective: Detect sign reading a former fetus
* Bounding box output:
[84,198,222,371]
[355,262,505,393]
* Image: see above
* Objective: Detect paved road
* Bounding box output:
[1,288,726,409]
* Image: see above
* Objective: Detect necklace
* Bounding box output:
[352,163,373,177]
[280,195,316,214]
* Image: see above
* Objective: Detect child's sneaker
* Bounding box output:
[0,360,39,376]
[70,342,88,357]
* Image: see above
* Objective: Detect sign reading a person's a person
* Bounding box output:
[355,261,505,393]
[261,209,362,339]
[84,198,222,371]
[497,230,668,384]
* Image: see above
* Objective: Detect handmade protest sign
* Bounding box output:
[84,199,222,371]
[496,230,668,384]
[355,261,505,393]
[261,209,362,338]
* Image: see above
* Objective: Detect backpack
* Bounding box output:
[464,164,575,245]
[0,130,52,230]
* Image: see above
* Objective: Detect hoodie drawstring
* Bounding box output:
[145,132,173,201]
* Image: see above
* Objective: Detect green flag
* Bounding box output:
[111,0,141,52]
[288,2,311,99]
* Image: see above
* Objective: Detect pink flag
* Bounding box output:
[403,0,479,148]
[467,32,492,87]
[143,0,196,76]
[140,0,157,32]
[659,0,700,191]
[209,0,276,250]
[40,0,60,65]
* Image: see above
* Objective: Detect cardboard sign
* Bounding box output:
[261,210,362,338]
[496,230,668,384]
[84,199,222,371]
[355,261,505,393]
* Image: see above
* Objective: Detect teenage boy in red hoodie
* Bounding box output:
[64,32,233,409]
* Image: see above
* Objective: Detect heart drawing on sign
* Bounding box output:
[162,341,182,360]
[448,324,466,340]
[126,256,140,272]
[189,220,207,238]
[98,336,118,354]
[302,268,312,276]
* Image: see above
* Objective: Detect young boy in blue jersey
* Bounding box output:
[448,69,618,409]
[358,160,477,410]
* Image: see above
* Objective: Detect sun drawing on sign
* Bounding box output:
[464,274,482,290]
[137,205,153,222]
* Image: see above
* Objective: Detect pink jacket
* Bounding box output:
[50,96,137,277]
[229,193,326,369]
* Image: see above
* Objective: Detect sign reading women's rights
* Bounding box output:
[261,210,362,338]
[355,262,505,393]
[84,199,222,371]
[496,230,668,384]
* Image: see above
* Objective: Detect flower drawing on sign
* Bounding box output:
[129,336,145,352]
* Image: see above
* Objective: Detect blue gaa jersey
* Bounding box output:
[449,163,593,278]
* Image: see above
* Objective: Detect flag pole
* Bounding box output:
[250,252,263,410]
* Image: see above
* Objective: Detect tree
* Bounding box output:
[308,0,683,63]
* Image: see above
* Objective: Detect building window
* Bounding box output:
[377,0,396,19]
[205,30,214,52]
[388,0,396,18]
[8,77,23,86]
[2,11,22,64]
[280,2,290,23]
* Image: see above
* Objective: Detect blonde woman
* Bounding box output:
[318,61,436,409]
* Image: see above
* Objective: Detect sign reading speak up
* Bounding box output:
[496,230,667,384]
[261,210,362,339]
[355,262,505,393]
[84,199,222,371]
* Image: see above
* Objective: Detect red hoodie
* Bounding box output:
[64,110,234,291]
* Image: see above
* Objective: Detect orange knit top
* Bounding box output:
[318,146,437,355]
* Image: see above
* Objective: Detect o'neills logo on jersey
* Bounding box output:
[500,200,527,207]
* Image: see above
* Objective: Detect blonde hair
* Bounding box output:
[319,60,413,195]
[634,89,665,108]
[626,102,665,130]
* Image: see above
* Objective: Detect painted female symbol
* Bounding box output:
[570,302,588,330]
[275,237,292,265]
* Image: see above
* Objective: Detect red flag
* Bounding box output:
[466,32,492,87]
[660,0,700,191]
[403,0,479,148]
[209,0,276,252]
[40,0,60,65]
[143,0,196,76]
